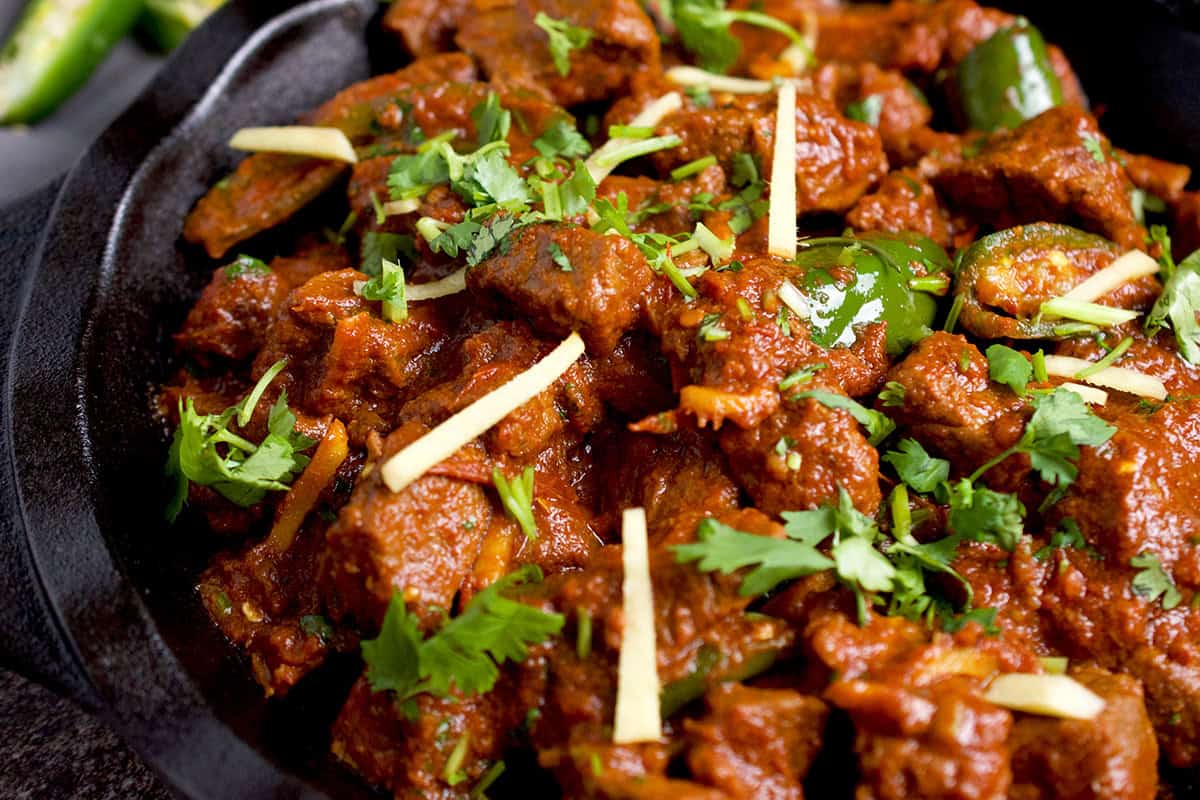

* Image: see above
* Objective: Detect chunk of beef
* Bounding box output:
[1009,666,1158,800]
[600,428,741,545]
[881,333,1027,481]
[382,0,471,57]
[254,269,459,441]
[684,684,828,800]
[321,422,492,630]
[811,62,932,166]
[719,388,882,515]
[175,264,290,363]
[1049,396,1200,571]
[646,255,890,430]
[1118,150,1190,205]
[597,165,728,236]
[183,54,476,258]
[827,678,1013,800]
[933,107,1145,250]
[847,169,972,250]
[456,0,660,107]
[468,224,655,354]
[651,96,887,216]
[1054,330,1200,398]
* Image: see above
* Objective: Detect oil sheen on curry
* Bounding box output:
[160,1,1200,797]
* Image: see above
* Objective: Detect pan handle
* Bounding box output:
[0,178,101,710]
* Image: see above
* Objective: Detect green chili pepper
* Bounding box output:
[659,621,788,717]
[0,0,145,124]
[956,18,1063,132]
[793,231,952,356]
[139,0,228,53]
[953,223,1121,339]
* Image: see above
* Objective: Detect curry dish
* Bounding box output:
[161,1,1200,797]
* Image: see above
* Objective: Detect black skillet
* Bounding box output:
[1,1,1199,797]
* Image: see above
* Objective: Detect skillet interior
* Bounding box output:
[3,1,1200,798]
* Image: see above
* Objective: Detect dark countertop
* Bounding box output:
[0,16,174,798]
[0,670,172,799]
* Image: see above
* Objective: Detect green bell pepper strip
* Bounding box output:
[956,17,1063,132]
[953,223,1122,340]
[793,231,953,356]
[0,0,145,124]
[139,0,227,53]
[659,627,787,718]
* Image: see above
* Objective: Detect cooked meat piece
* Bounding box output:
[828,678,1013,800]
[651,96,887,216]
[1171,190,1200,258]
[719,388,883,515]
[1009,665,1158,800]
[382,0,471,57]
[597,165,728,236]
[933,106,1145,250]
[811,62,932,166]
[1054,329,1200,398]
[847,169,971,249]
[684,684,828,800]
[1118,150,1190,205]
[456,0,660,107]
[881,332,1028,481]
[183,54,476,258]
[321,422,492,630]
[175,263,290,363]
[468,224,656,354]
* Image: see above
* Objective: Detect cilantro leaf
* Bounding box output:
[361,231,416,278]
[388,148,451,201]
[939,606,1000,635]
[793,390,896,446]
[834,536,895,593]
[493,466,538,539]
[670,0,807,74]
[547,242,573,272]
[165,365,313,520]
[844,94,883,127]
[1130,552,1182,610]
[470,92,511,148]
[1032,518,1089,561]
[355,258,407,322]
[878,380,906,408]
[944,478,1025,551]
[532,119,592,159]
[224,254,270,281]
[1019,388,1116,487]
[883,438,950,494]
[672,517,834,597]
[1145,248,1200,364]
[362,565,564,700]
[456,149,532,209]
[1081,132,1107,163]
[533,12,594,76]
[986,344,1033,397]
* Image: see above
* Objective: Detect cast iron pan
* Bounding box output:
[1,1,1199,797]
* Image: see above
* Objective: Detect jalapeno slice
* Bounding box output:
[956,17,1063,132]
[0,0,144,124]
[953,223,1122,339]
[793,231,952,356]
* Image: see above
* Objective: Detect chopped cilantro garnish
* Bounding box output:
[685,84,714,108]
[165,362,313,521]
[844,94,883,127]
[1081,132,1107,163]
[547,242,573,272]
[533,12,593,76]
[1032,518,1090,561]
[356,258,407,322]
[361,231,416,277]
[793,390,896,446]
[986,344,1033,396]
[670,154,718,181]
[670,0,809,74]
[878,380,906,408]
[470,92,511,148]
[224,254,270,281]
[532,119,592,159]
[942,478,1025,551]
[672,516,834,597]
[1146,248,1200,364]
[779,363,825,392]
[938,606,1000,635]
[1130,552,1182,610]
[883,438,950,494]
[698,312,731,342]
[493,466,538,539]
[361,565,564,704]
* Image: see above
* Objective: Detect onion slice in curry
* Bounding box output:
[613,507,661,744]
[229,126,358,163]
[407,268,467,302]
[380,332,586,493]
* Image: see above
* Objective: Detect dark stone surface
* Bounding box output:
[0,670,173,799]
